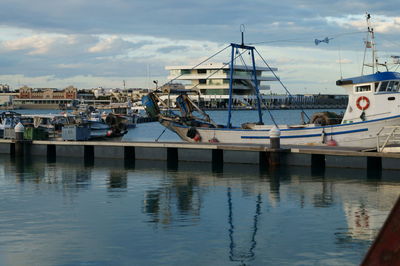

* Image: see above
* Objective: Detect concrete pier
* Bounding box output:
[0,139,400,170]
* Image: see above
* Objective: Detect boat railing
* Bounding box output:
[376,126,400,152]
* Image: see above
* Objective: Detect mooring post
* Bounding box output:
[14,122,24,157]
[269,126,281,167]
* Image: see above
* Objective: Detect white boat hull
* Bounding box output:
[161,115,400,148]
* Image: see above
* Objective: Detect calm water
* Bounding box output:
[1,108,399,265]
[1,155,399,265]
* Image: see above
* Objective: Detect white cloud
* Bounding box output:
[326,15,400,33]
[336,58,352,64]
[88,36,119,53]
[3,35,58,55]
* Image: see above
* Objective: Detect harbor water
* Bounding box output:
[1,109,399,265]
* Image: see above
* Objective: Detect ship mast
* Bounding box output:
[361,13,377,75]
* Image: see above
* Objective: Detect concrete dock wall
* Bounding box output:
[1,139,400,171]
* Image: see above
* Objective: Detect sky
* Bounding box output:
[1,0,400,94]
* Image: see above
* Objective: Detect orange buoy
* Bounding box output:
[356,96,370,111]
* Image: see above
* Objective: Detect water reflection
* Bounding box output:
[1,155,400,265]
[143,173,202,225]
[227,188,262,264]
[107,170,127,190]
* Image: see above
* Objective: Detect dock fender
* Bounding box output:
[193,133,201,142]
[186,127,197,139]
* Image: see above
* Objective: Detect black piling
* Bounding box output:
[311,154,325,169]
[124,146,135,169]
[47,144,56,163]
[259,151,267,172]
[367,156,382,179]
[167,147,178,170]
[212,149,223,173]
[84,145,94,167]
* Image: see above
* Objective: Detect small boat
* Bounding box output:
[143,14,400,148]
[0,111,21,138]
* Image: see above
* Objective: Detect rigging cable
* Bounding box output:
[254,48,310,121]
[237,50,278,126]
[188,48,249,92]
[249,31,366,46]
[165,44,231,86]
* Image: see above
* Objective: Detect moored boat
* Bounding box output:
[143,14,400,148]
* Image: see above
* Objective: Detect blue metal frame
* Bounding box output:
[227,43,263,128]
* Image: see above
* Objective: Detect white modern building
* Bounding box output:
[165,63,279,100]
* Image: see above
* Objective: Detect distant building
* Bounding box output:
[165,63,278,98]
[0,84,10,93]
[13,86,81,109]
[18,85,77,99]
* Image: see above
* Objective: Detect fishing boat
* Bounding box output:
[143,14,400,148]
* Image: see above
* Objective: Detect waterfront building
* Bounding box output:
[13,86,78,109]
[165,63,278,106]
[13,86,112,109]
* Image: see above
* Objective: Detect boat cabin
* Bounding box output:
[337,72,400,124]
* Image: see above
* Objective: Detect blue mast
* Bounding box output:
[227,43,264,128]
[227,45,235,128]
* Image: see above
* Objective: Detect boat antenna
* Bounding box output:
[362,13,379,75]
[240,24,245,46]
[338,41,343,79]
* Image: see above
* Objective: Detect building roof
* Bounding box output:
[336,71,400,86]
[166,63,277,72]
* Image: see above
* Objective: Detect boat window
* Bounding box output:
[355,85,371,92]
[386,81,397,92]
[393,81,400,92]
[374,82,380,91]
[378,81,389,92]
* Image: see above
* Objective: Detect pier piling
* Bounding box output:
[14,123,24,157]
[212,149,223,172]
[84,145,94,166]
[268,126,281,167]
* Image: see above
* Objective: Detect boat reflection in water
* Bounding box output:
[1,155,399,265]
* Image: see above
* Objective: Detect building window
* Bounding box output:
[208,79,223,85]
[181,70,191,75]
[199,79,206,84]
[197,69,206,74]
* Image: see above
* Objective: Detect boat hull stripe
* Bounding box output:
[170,114,400,132]
[240,128,368,139]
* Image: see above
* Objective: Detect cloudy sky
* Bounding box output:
[1,0,400,94]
